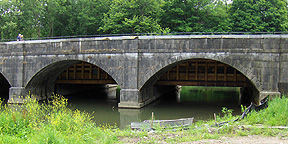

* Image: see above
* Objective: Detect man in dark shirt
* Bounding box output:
[17,34,21,41]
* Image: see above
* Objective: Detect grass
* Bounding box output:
[243,96,288,126]
[116,96,288,143]
[0,95,287,143]
[0,95,118,143]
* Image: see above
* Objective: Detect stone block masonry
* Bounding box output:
[0,35,286,108]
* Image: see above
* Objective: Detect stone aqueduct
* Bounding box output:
[0,35,287,108]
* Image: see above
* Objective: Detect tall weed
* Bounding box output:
[0,95,118,143]
[243,96,288,126]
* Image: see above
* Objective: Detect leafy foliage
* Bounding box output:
[229,0,288,32]
[243,96,288,126]
[160,0,231,32]
[99,0,168,34]
[1,0,288,40]
[0,95,117,143]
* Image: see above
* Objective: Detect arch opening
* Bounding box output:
[140,59,259,107]
[25,60,120,102]
[0,73,11,104]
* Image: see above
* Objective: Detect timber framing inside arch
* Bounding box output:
[55,61,116,85]
[155,59,250,87]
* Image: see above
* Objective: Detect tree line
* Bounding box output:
[0,0,287,40]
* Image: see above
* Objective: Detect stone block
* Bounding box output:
[8,87,28,104]
[259,91,281,101]
[120,89,139,102]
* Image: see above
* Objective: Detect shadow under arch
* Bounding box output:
[25,60,118,100]
[0,73,11,103]
[140,58,259,106]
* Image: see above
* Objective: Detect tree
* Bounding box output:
[202,0,232,32]
[99,0,169,34]
[0,0,22,40]
[160,0,231,32]
[16,0,44,38]
[75,0,111,35]
[40,0,111,37]
[229,0,288,32]
[41,0,59,37]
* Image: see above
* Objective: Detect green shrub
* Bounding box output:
[0,95,119,143]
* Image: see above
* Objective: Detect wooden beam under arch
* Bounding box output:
[56,62,116,85]
[156,59,249,87]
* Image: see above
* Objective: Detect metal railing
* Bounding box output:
[1,31,288,42]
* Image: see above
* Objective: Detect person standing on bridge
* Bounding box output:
[17,34,24,41]
[20,34,24,41]
[17,34,21,41]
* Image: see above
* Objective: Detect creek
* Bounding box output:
[66,86,242,129]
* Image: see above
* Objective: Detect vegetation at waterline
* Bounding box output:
[0,95,287,143]
[0,95,119,143]
[180,86,240,104]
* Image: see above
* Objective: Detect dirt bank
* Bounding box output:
[120,135,288,144]
[186,135,288,144]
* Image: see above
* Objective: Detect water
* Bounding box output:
[66,86,242,129]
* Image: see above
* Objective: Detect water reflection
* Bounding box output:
[67,86,242,129]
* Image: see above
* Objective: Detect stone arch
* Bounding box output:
[0,72,11,102]
[140,53,261,92]
[25,59,119,100]
[139,54,261,105]
[86,57,122,87]
[23,55,121,88]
